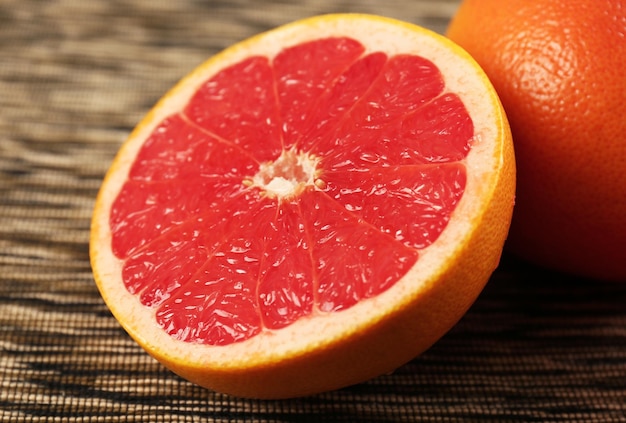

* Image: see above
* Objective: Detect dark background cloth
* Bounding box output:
[1,1,625,421]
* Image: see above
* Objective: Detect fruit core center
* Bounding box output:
[248,149,321,199]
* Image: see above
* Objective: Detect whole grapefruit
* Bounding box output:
[447,0,626,281]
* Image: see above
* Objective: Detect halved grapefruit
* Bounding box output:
[90,14,515,399]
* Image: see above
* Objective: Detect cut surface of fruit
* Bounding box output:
[91,14,515,398]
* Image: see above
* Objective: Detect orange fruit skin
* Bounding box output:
[447,0,626,281]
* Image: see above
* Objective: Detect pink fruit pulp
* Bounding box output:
[109,37,473,346]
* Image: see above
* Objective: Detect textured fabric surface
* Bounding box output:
[1,1,625,421]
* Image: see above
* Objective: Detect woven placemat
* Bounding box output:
[1,1,625,421]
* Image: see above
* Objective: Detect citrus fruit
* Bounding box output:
[447,0,626,281]
[90,14,515,398]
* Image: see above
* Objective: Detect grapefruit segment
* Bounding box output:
[257,200,315,330]
[185,56,282,162]
[323,163,466,249]
[309,54,446,159]
[275,37,365,150]
[91,14,515,398]
[299,190,418,313]
[295,51,388,152]
[156,198,271,346]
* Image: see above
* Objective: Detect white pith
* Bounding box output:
[246,148,321,199]
[91,14,507,371]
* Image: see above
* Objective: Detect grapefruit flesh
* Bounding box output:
[111,39,470,345]
[91,14,515,398]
